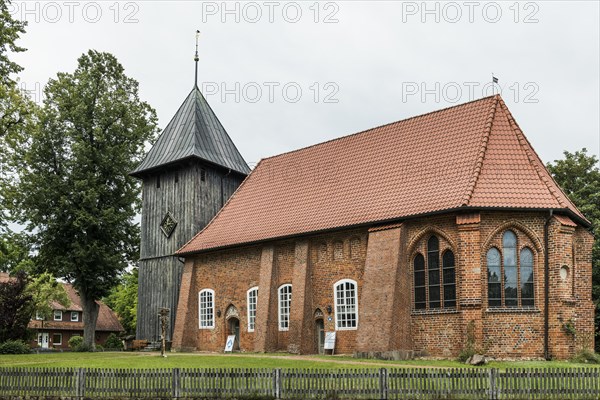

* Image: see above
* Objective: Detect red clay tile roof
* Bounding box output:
[178,95,587,255]
[30,283,123,332]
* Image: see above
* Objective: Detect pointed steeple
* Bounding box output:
[131,88,250,176]
[132,34,250,177]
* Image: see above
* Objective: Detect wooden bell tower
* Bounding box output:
[131,35,249,342]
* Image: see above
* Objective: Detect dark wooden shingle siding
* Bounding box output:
[136,163,245,341]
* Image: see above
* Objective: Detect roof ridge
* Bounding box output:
[261,95,499,162]
[496,97,579,214]
[461,95,500,206]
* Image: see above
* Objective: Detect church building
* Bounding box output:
[166,94,594,359]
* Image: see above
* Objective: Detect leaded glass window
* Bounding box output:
[487,230,535,308]
[413,235,456,310]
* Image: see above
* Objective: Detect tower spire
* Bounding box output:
[194,30,200,88]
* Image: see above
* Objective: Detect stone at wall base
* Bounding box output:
[465,354,487,365]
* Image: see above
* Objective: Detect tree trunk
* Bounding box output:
[80,291,100,350]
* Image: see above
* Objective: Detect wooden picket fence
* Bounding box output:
[0,367,599,399]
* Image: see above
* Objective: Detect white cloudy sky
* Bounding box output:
[10,0,600,166]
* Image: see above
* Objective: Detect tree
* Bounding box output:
[104,268,138,336]
[26,271,70,321]
[0,0,35,229]
[0,231,33,273]
[0,0,26,83]
[0,270,33,342]
[8,50,158,348]
[547,148,600,351]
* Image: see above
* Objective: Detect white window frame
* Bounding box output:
[35,311,43,320]
[52,333,62,345]
[247,287,258,332]
[333,279,358,331]
[53,310,63,321]
[278,284,292,331]
[198,289,215,329]
[71,311,79,322]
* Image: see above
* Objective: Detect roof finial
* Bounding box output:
[194,30,200,88]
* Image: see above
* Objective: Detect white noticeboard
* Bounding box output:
[224,335,236,352]
[324,331,336,354]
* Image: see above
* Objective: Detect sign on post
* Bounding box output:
[224,335,236,352]
[323,331,336,354]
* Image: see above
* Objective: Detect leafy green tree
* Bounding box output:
[0,231,33,273]
[8,50,158,348]
[26,271,70,320]
[0,0,36,229]
[104,268,138,336]
[547,148,600,351]
[0,0,26,83]
[0,270,33,342]
[0,0,30,139]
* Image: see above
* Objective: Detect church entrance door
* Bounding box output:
[228,318,240,350]
[315,319,325,354]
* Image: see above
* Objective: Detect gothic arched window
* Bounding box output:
[487,230,535,308]
[413,235,456,310]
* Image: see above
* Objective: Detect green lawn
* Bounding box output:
[0,352,599,370]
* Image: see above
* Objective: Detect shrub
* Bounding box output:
[104,333,123,350]
[458,320,483,363]
[571,349,600,364]
[68,335,92,352]
[68,335,83,350]
[0,339,31,354]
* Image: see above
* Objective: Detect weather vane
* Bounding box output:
[194,30,200,87]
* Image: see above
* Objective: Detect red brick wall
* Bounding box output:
[172,210,594,359]
[179,246,262,352]
[307,230,367,354]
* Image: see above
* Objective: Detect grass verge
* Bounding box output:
[1,352,599,370]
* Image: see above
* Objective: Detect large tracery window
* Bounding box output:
[413,235,456,310]
[487,230,535,308]
[334,279,358,330]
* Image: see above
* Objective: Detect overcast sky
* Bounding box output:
[9,0,600,167]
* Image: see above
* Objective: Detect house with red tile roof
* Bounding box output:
[28,283,123,349]
[159,94,593,359]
